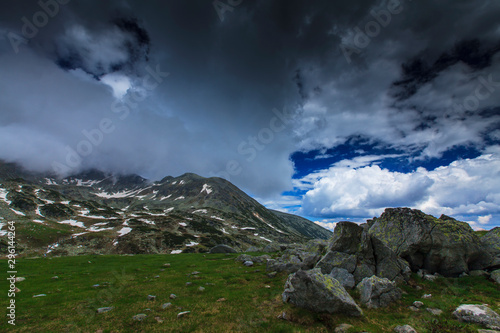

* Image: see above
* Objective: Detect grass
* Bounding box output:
[0,253,499,332]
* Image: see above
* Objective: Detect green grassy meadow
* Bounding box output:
[1,253,499,332]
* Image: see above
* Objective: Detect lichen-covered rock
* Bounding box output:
[394,325,418,333]
[453,304,500,330]
[482,228,500,269]
[315,221,410,284]
[330,268,355,289]
[491,270,500,284]
[282,268,363,316]
[209,244,237,254]
[266,249,320,274]
[368,208,492,276]
[357,275,402,309]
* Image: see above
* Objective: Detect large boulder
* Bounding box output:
[330,268,355,289]
[357,275,402,309]
[368,208,492,276]
[209,244,237,254]
[267,249,321,274]
[315,222,411,284]
[282,268,363,317]
[482,228,500,269]
[453,304,500,330]
[491,270,500,284]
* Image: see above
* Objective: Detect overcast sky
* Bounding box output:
[1,0,500,230]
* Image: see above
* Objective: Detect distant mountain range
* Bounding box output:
[0,160,331,256]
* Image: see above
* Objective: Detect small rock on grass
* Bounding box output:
[198,287,205,292]
[394,325,418,333]
[155,317,163,323]
[161,303,172,309]
[335,323,353,333]
[413,301,424,308]
[97,307,114,314]
[15,277,25,282]
[177,311,190,318]
[169,294,177,299]
[186,282,192,286]
[426,308,443,316]
[132,314,147,321]
[33,294,46,298]
[216,298,226,302]
[422,294,432,299]
[147,295,156,301]
[52,276,59,279]
[163,263,171,267]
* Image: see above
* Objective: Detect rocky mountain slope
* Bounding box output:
[0,161,331,256]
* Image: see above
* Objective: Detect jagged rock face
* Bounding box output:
[368,208,492,276]
[315,222,411,284]
[356,275,402,309]
[282,268,363,317]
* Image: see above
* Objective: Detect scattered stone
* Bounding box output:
[14,287,20,293]
[415,286,423,290]
[33,294,46,298]
[408,306,420,312]
[426,308,443,316]
[186,282,192,286]
[264,285,271,288]
[357,276,402,309]
[282,268,363,317]
[413,301,424,308]
[155,316,163,323]
[132,314,147,321]
[92,284,100,288]
[177,311,190,318]
[477,330,500,333]
[243,261,254,267]
[453,304,500,330]
[191,271,201,275]
[154,275,160,278]
[422,294,432,299]
[144,308,151,312]
[216,298,226,302]
[267,272,277,278]
[198,287,205,292]
[209,244,237,254]
[491,270,500,284]
[394,325,418,333]
[459,272,469,278]
[470,270,489,277]
[169,294,177,299]
[15,277,26,282]
[163,263,171,267]
[335,323,354,333]
[330,267,355,289]
[97,307,114,314]
[277,311,289,320]
[423,274,438,281]
[160,269,165,272]
[51,276,59,279]
[147,295,156,301]
[161,303,172,309]
[246,246,261,252]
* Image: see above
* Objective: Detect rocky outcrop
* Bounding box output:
[330,268,355,289]
[282,268,363,316]
[453,304,500,330]
[491,270,500,284]
[267,248,321,274]
[357,276,402,309]
[315,222,411,284]
[368,208,492,276]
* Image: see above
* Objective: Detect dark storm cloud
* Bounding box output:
[0,0,500,207]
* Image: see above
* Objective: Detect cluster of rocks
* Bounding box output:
[259,208,500,327]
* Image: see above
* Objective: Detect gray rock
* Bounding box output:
[186,282,192,286]
[335,323,354,332]
[426,308,443,315]
[470,270,490,277]
[263,244,281,252]
[147,295,156,301]
[97,307,114,313]
[491,270,500,284]
[132,313,147,321]
[316,222,411,284]
[51,276,59,279]
[413,301,424,308]
[169,294,177,299]
[267,271,277,278]
[357,276,402,309]
[477,329,500,333]
[368,208,492,276]
[330,268,355,289]
[282,268,363,317]
[453,304,500,330]
[161,303,172,309]
[15,277,25,282]
[209,244,237,254]
[482,228,500,266]
[177,311,190,318]
[394,325,418,333]
[243,261,254,267]
[246,246,261,252]
[423,274,438,281]
[408,306,420,312]
[198,287,205,292]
